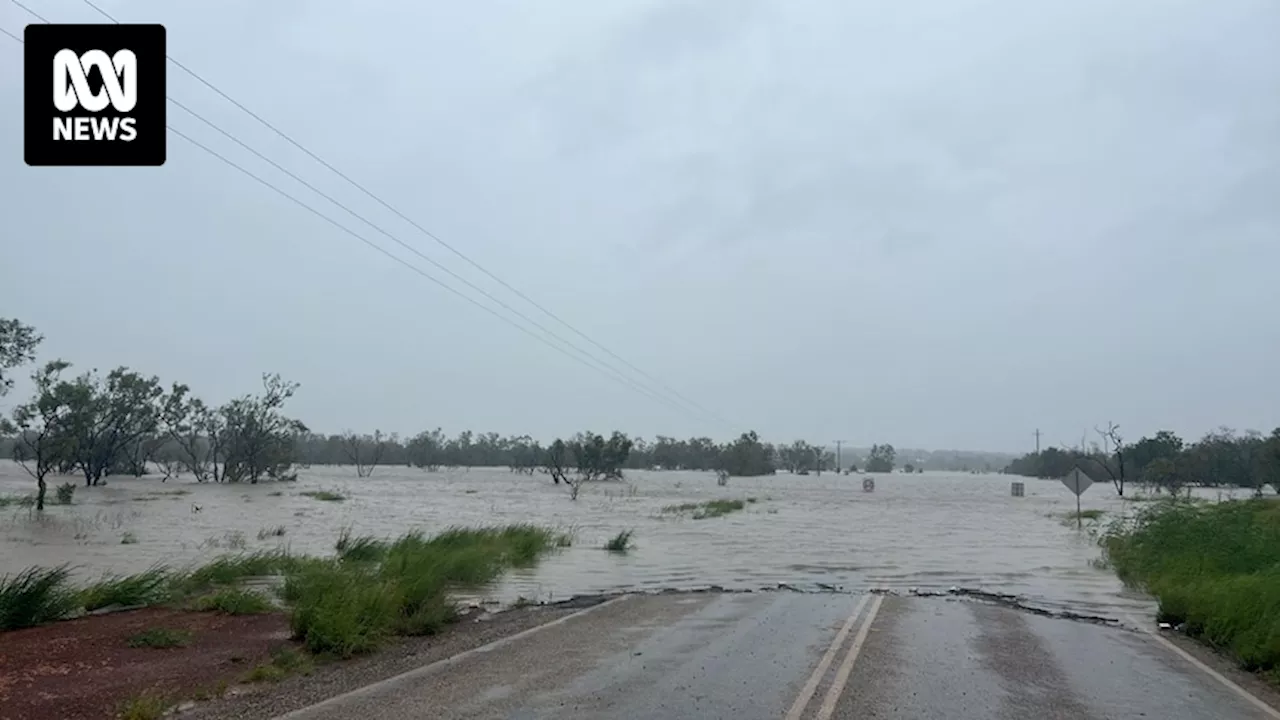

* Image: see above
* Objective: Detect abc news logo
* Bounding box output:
[24,24,166,166]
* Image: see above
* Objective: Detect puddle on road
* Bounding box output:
[1,462,1232,618]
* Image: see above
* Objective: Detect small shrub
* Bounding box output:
[604,530,634,553]
[79,568,176,611]
[118,692,169,720]
[194,587,273,615]
[121,531,139,545]
[54,482,76,505]
[0,565,77,630]
[335,527,387,563]
[300,490,345,502]
[258,525,287,540]
[286,563,397,656]
[127,627,193,649]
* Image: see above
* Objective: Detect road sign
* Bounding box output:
[1060,467,1093,496]
[1061,467,1093,529]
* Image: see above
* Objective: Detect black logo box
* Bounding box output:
[24,23,166,167]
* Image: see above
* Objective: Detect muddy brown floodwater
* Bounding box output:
[0,462,1242,620]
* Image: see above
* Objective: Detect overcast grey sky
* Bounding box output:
[2,0,1278,452]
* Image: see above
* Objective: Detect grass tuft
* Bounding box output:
[121,531,139,544]
[287,524,562,656]
[661,498,746,519]
[127,627,193,649]
[118,692,169,720]
[245,646,314,683]
[604,530,634,553]
[1104,498,1280,674]
[181,550,300,593]
[300,490,346,502]
[193,587,273,615]
[335,527,387,563]
[258,525,288,540]
[79,567,175,611]
[0,565,78,630]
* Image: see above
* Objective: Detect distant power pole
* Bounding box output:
[1034,429,1041,454]
[834,440,845,472]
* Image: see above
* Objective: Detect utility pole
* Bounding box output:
[834,440,845,473]
[815,445,824,477]
[1034,429,1041,455]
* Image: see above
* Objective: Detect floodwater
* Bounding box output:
[0,461,1230,619]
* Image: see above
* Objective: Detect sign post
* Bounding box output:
[1060,467,1094,528]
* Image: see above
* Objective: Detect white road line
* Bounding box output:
[784,595,871,720]
[271,594,632,720]
[815,594,884,720]
[1128,615,1280,720]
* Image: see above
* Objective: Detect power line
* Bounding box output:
[164,96,718,423]
[0,20,718,427]
[75,0,735,428]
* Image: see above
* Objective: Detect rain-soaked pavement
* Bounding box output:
[271,591,1279,720]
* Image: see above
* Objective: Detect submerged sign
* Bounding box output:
[1060,467,1093,497]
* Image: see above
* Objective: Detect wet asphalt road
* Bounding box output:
[272,592,1279,720]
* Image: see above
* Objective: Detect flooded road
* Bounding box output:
[0,462,1217,620]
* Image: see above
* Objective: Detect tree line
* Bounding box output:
[1003,423,1280,496]
[0,318,918,509]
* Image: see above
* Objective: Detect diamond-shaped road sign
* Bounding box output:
[1061,467,1094,497]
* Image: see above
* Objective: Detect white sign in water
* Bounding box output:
[1060,467,1093,497]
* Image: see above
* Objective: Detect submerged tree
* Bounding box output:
[5,361,75,510]
[343,429,386,478]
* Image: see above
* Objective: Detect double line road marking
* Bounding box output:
[785,594,885,720]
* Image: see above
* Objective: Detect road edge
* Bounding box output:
[269,594,633,720]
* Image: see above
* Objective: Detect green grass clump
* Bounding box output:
[285,561,397,656]
[661,498,747,519]
[79,567,176,611]
[286,524,563,655]
[1104,498,1280,673]
[127,627,193,648]
[0,565,78,630]
[257,525,287,540]
[118,692,169,720]
[335,527,388,563]
[604,530,634,553]
[244,646,314,683]
[181,550,300,593]
[300,490,346,502]
[193,587,273,615]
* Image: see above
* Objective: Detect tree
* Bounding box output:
[161,383,225,482]
[0,318,42,397]
[1087,422,1128,497]
[343,430,386,478]
[219,374,307,484]
[58,367,165,486]
[717,431,776,477]
[6,361,75,510]
[407,428,445,471]
[903,463,915,473]
[865,444,896,473]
